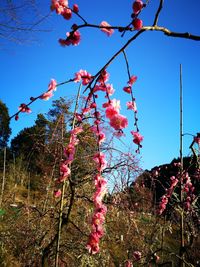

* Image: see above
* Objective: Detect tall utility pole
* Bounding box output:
[179,64,185,267]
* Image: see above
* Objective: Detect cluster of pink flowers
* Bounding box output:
[131,131,143,146]
[87,152,107,253]
[18,103,31,114]
[133,250,142,261]
[182,172,195,211]
[86,173,107,254]
[103,98,128,132]
[39,79,57,100]
[158,175,179,215]
[54,126,83,197]
[100,21,114,36]
[74,69,92,85]
[122,75,143,148]
[51,1,81,46]
[51,0,79,19]
[131,1,144,30]
[59,30,81,46]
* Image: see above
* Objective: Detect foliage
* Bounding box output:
[0,100,11,149]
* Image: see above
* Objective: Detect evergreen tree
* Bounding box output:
[0,100,11,149]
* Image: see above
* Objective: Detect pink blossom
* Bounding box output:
[60,163,71,178]
[131,131,143,145]
[132,18,143,30]
[62,8,72,20]
[133,251,142,261]
[75,113,82,122]
[92,211,105,226]
[93,152,107,172]
[109,114,128,130]
[97,69,110,84]
[70,126,83,135]
[98,131,106,144]
[125,260,133,267]
[15,115,19,121]
[123,86,132,94]
[105,99,121,119]
[68,30,81,45]
[40,91,54,100]
[82,107,91,114]
[105,84,115,95]
[128,75,137,86]
[100,21,114,36]
[54,189,62,198]
[48,79,57,91]
[86,232,100,254]
[126,101,137,112]
[59,31,81,46]
[51,0,65,14]
[90,102,97,109]
[132,0,143,15]
[74,69,92,85]
[73,4,79,13]
[18,103,31,113]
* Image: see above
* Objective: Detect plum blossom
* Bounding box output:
[93,152,107,172]
[105,99,120,119]
[132,18,143,30]
[74,69,92,85]
[100,21,114,36]
[73,4,79,13]
[132,0,143,15]
[109,114,128,130]
[62,8,72,20]
[128,75,137,86]
[59,30,81,46]
[123,86,132,94]
[126,101,137,112]
[48,79,57,91]
[133,251,142,261]
[125,260,133,267]
[131,131,143,145]
[97,69,110,84]
[18,103,31,113]
[54,189,62,198]
[86,232,100,254]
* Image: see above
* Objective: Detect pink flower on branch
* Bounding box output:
[86,232,100,254]
[128,75,137,86]
[100,21,114,36]
[59,30,81,46]
[18,103,31,113]
[39,91,54,100]
[54,189,62,198]
[74,69,92,85]
[126,101,137,112]
[131,131,143,145]
[133,250,142,261]
[93,152,107,172]
[109,114,128,130]
[132,0,144,15]
[123,86,132,94]
[132,18,143,30]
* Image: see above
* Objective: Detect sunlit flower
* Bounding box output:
[100,21,114,36]
[109,114,128,130]
[131,131,143,145]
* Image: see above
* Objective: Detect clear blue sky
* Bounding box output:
[1,0,200,170]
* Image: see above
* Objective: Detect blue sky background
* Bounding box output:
[1,0,200,170]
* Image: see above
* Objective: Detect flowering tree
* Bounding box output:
[6,0,200,266]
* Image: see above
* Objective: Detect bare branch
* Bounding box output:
[153,0,164,26]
